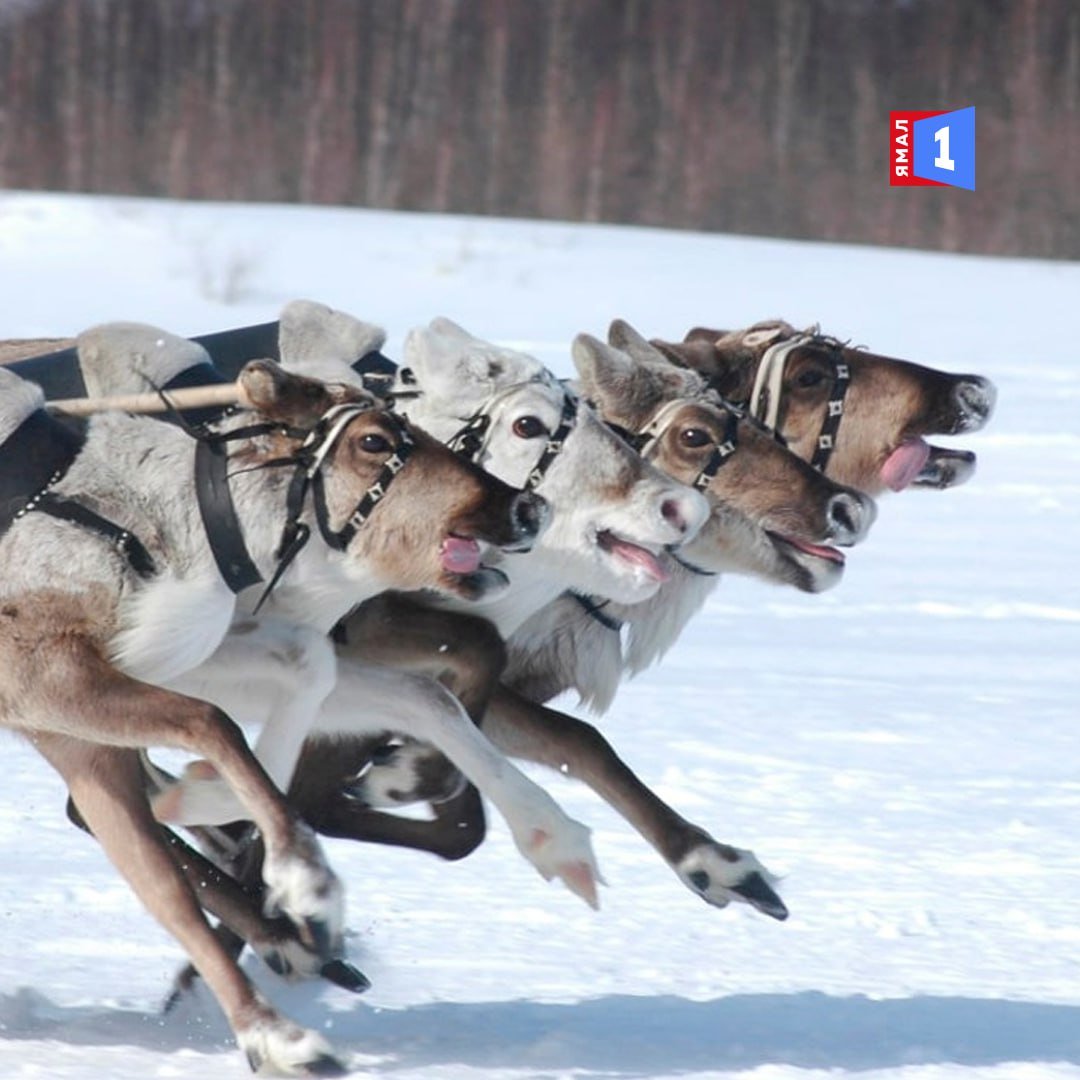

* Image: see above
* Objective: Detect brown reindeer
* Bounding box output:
[649,319,996,492]
[0,337,561,1075]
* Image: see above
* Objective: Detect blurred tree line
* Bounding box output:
[0,0,1076,259]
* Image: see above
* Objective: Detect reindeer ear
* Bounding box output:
[403,318,516,402]
[238,360,374,424]
[606,319,669,368]
[571,333,635,398]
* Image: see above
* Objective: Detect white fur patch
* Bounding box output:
[110,573,236,684]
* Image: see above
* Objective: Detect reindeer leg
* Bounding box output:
[291,738,488,860]
[340,593,507,718]
[483,685,789,921]
[155,617,338,828]
[22,635,346,970]
[33,733,347,1076]
[299,661,601,907]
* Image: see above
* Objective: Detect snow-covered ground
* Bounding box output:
[0,191,1077,1080]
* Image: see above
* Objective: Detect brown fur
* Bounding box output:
[658,322,991,493]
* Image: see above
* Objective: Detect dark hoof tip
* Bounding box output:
[304,1053,349,1077]
[732,871,789,921]
[302,917,336,960]
[245,1048,264,1073]
[688,869,710,892]
[264,950,289,977]
[321,958,372,994]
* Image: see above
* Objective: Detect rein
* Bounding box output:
[747,332,851,474]
[239,402,416,613]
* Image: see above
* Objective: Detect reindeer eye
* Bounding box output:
[679,427,711,448]
[359,433,392,454]
[794,368,826,389]
[512,415,547,439]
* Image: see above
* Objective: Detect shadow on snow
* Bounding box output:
[2,987,1079,1073]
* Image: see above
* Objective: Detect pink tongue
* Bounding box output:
[440,537,482,574]
[881,437,931,492]
[607,537,670,583]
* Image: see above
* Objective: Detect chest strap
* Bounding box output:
[27,493,157,578]
[195,437,264,593]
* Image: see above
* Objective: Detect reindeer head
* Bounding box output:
[400,317,710,607]
[658,321,996,495]
[579,325,877,593]
[236,360,547,602]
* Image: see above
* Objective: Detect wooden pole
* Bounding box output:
[46,383,243,417]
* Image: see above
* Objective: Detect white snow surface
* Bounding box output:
[0,191,1077,1079]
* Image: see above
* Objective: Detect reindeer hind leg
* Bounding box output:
[34,733,347,1076]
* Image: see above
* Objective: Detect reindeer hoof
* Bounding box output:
[301,1054,350,1077]
[677,841,788,920]
[730,870,789,921]
[239,1014,348,1076]
[321,958,372,994]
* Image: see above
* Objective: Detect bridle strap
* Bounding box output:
[748,332,851,474]
[635,396,739,491]
[690,408,739,491]
[313,420,415,551]
[570,590,624,633]
[446,379,578,493]
[524,392,577,491]
[749,335,811,431]
[809,359,850,472]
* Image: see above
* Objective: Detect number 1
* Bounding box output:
[934,125,955,171]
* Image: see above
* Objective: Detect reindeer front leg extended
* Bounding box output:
[481,685,788,921]
[150,616,340,824]
[153,615,601,908]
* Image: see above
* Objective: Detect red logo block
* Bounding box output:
[890,111,947,187]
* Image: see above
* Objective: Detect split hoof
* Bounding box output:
[321,958,372,994]
[677,841,788,920]
[520,819,604,909]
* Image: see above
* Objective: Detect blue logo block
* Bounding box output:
[913,107,975,190]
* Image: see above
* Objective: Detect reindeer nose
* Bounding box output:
[512,491,550,541]
[826,489,876,546]
[952,376,997,431]
[661,489,709,540]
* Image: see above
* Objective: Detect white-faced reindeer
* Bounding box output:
[0,338,565,1075]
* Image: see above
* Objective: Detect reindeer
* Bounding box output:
[650,319,996,493]
[0,336,564,1075]
[152,314,711,846]
[55,318,609,932]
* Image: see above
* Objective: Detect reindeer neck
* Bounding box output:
[608,561,720,676]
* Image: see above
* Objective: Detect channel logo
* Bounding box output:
[890,107,975,190]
